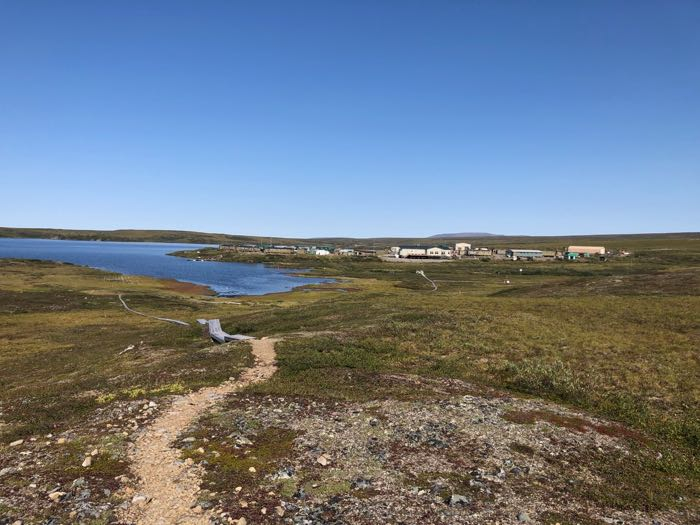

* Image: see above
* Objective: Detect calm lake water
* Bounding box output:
[0,238,332,296]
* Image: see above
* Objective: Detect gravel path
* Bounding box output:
[122,338,278,524]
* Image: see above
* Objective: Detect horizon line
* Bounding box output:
[1,225,698,240]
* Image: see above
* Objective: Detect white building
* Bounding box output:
[398,246,427,258]
[426,246,453,258]
[395,245,452,258]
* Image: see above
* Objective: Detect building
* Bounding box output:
[337,248,355,256]
[467,248,492,257]
[354,249,378,257]
[303,246,332,256]
[506,249,543,260]
[454,242,472,256]
[566,245,606,257]
[426,245,453,258]
[398,246,428,258]
[265,245,297,254]
[220,244,263,253]
[395,245,452,258]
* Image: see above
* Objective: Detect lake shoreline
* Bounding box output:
[0,238,334,297]
[166,248,340,292]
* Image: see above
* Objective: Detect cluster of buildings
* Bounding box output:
[390,243,609,261]
[220,243,377,257]
[221,242,611,261]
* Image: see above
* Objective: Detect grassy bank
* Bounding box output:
[0,260,259,441]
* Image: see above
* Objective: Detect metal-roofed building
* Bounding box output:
[506,249,544,260]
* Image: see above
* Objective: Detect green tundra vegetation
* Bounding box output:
[174,240,700,449]
[0,260,253,440]
[0,232,698,517]
[177,236,700,514]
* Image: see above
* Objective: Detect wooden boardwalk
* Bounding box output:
[118,294,190,326]
[203,319,254,344]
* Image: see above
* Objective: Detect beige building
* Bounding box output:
[426,246,453,258]
[454,242,472,255]
[394,245,453,258]
[266,246,296,254]
[567,245,605,255]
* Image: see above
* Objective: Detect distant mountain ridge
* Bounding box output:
[430,232,498,238]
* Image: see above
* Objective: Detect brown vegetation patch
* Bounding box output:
[160,278,215,295]
[0,289,112,314]
[539,510,608,525]
[501,269,700,297]
[503,409,646,442]
[509,442,536,456]
[302,286,361,293]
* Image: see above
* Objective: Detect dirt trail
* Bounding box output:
[122,338,278,525]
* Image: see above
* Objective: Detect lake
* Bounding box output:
[0,238,333,296]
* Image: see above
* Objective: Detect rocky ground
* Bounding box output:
[1,373,697,524]
[169,375,694,525]
[0,397,161,524]
[2,253,698,524]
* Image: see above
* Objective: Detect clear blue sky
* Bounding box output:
[1,1,698,237]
